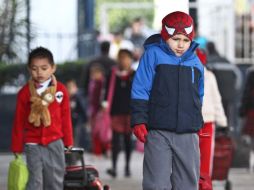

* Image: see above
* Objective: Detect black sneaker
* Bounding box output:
[106,168,117,178]
[125,168,131,177]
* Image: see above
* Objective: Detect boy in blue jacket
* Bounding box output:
[131,11,204,190]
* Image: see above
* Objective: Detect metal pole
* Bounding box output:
[26,0,30,55]
[84,0,94,30]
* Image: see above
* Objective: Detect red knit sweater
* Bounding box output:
[11,81,73,152]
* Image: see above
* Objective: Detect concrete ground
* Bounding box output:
[1,151,254,190]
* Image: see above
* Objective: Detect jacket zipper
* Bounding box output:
[177,58,182,130]
[191,66,194,83]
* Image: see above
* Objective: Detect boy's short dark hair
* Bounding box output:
[28,47,54,66]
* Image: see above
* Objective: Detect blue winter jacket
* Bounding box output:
[131,34,204,133]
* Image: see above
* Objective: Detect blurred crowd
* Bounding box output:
[66,17,151,178]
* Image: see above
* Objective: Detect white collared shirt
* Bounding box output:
[37,78,52,95]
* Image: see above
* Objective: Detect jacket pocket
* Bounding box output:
[192,84,201,109]
[192,87,203,130]
[149,96,176,127]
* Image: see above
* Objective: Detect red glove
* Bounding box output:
[133,124,148,143]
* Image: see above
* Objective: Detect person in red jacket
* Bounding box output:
[196,48,228,178]
[11,47,73,190]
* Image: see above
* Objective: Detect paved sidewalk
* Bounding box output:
[1,151,254,190]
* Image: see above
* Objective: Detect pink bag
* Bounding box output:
[93,67,116,144]
[93,109,112,144]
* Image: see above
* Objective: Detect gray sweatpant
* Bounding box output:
[25,139,65,190]
[143,130,200,190]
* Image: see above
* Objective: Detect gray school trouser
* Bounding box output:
[25,139,65,190]
[143,130,200,190]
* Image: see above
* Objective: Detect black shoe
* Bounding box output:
[106,168,117,178]
[125,168,131,177]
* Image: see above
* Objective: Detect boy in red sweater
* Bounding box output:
[11,47,73,190]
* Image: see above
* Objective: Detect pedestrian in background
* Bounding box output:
[206,41,229,64]
[196,48,228,177]
[109,30,134,60]
[87,64,108,155]
[66,79,90,151]
[106,49,135,178]
[11,47,73,189]
[239,68,254,173]
[131,11,204,190]
[83,41,116,95]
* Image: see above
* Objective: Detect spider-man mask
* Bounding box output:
[161,11,194,41]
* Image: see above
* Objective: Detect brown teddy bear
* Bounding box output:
[28,77,57,127]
